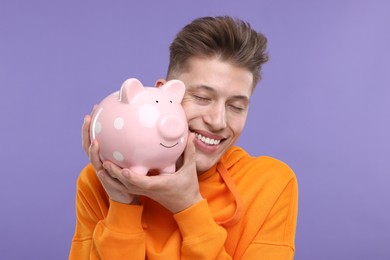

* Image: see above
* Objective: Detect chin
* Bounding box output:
[195,153,219,174]
[196,165,212,175]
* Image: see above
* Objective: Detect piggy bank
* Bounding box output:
[90,78,188,175]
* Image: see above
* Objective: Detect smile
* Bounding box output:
[160,142,179,148]
[193,132,222,146]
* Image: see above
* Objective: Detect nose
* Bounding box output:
[204,102,227,131]
[157,114,186,140]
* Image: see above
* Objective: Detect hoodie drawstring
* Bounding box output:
[216,162,244,227]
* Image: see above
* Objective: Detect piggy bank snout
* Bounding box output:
[158,114,187,140]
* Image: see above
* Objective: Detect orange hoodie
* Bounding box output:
[69,146,298,259]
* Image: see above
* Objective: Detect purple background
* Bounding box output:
[1,1,389,259]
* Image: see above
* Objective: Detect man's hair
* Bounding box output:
[167,16,269,88]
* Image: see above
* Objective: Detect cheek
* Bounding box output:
[181,101,200,120]
[228,114,248,134]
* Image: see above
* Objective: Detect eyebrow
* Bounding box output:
[189,84,250,103]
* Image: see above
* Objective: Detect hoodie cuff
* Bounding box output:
[173,199,218,240]
[104,200,144,234]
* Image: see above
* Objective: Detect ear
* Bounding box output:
[160,80,186,103]
[155,78,167,88]
[119,78,144,103]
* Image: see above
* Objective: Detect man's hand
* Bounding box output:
[103,133,203,213]
[82,108,137,204]
[82,107,202,210]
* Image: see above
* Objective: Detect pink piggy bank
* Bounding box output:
[90,78,188,175]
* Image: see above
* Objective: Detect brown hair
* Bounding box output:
[167,16,269,88]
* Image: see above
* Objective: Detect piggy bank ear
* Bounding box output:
[161,80,185,103]
[119,78,144,103]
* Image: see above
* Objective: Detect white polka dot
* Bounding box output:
[95,121,102,134]
[114,117,124,129]
[113,151,124,161]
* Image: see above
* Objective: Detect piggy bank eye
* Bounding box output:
[170,100,172,103]
[155,100,159,103]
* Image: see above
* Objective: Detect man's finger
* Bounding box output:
[82,105,98,156]
[82,115,92,155]
[121,169,156,192]
[89,139,103,171]
[103,161,123,179]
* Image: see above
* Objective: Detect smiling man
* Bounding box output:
[174,56,252,174]
[70,16,298,260]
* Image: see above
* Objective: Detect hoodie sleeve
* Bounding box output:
[69,165,146,259]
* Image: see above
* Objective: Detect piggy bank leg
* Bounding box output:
[128,166,149,176]
[159,165,176,175]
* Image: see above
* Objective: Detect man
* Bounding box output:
[70,16,298,259]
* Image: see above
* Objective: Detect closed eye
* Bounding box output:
[194,95,209,100]
[229,105,246,112]
[193,95,211,103]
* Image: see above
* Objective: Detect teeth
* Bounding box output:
[194,132,221,145]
